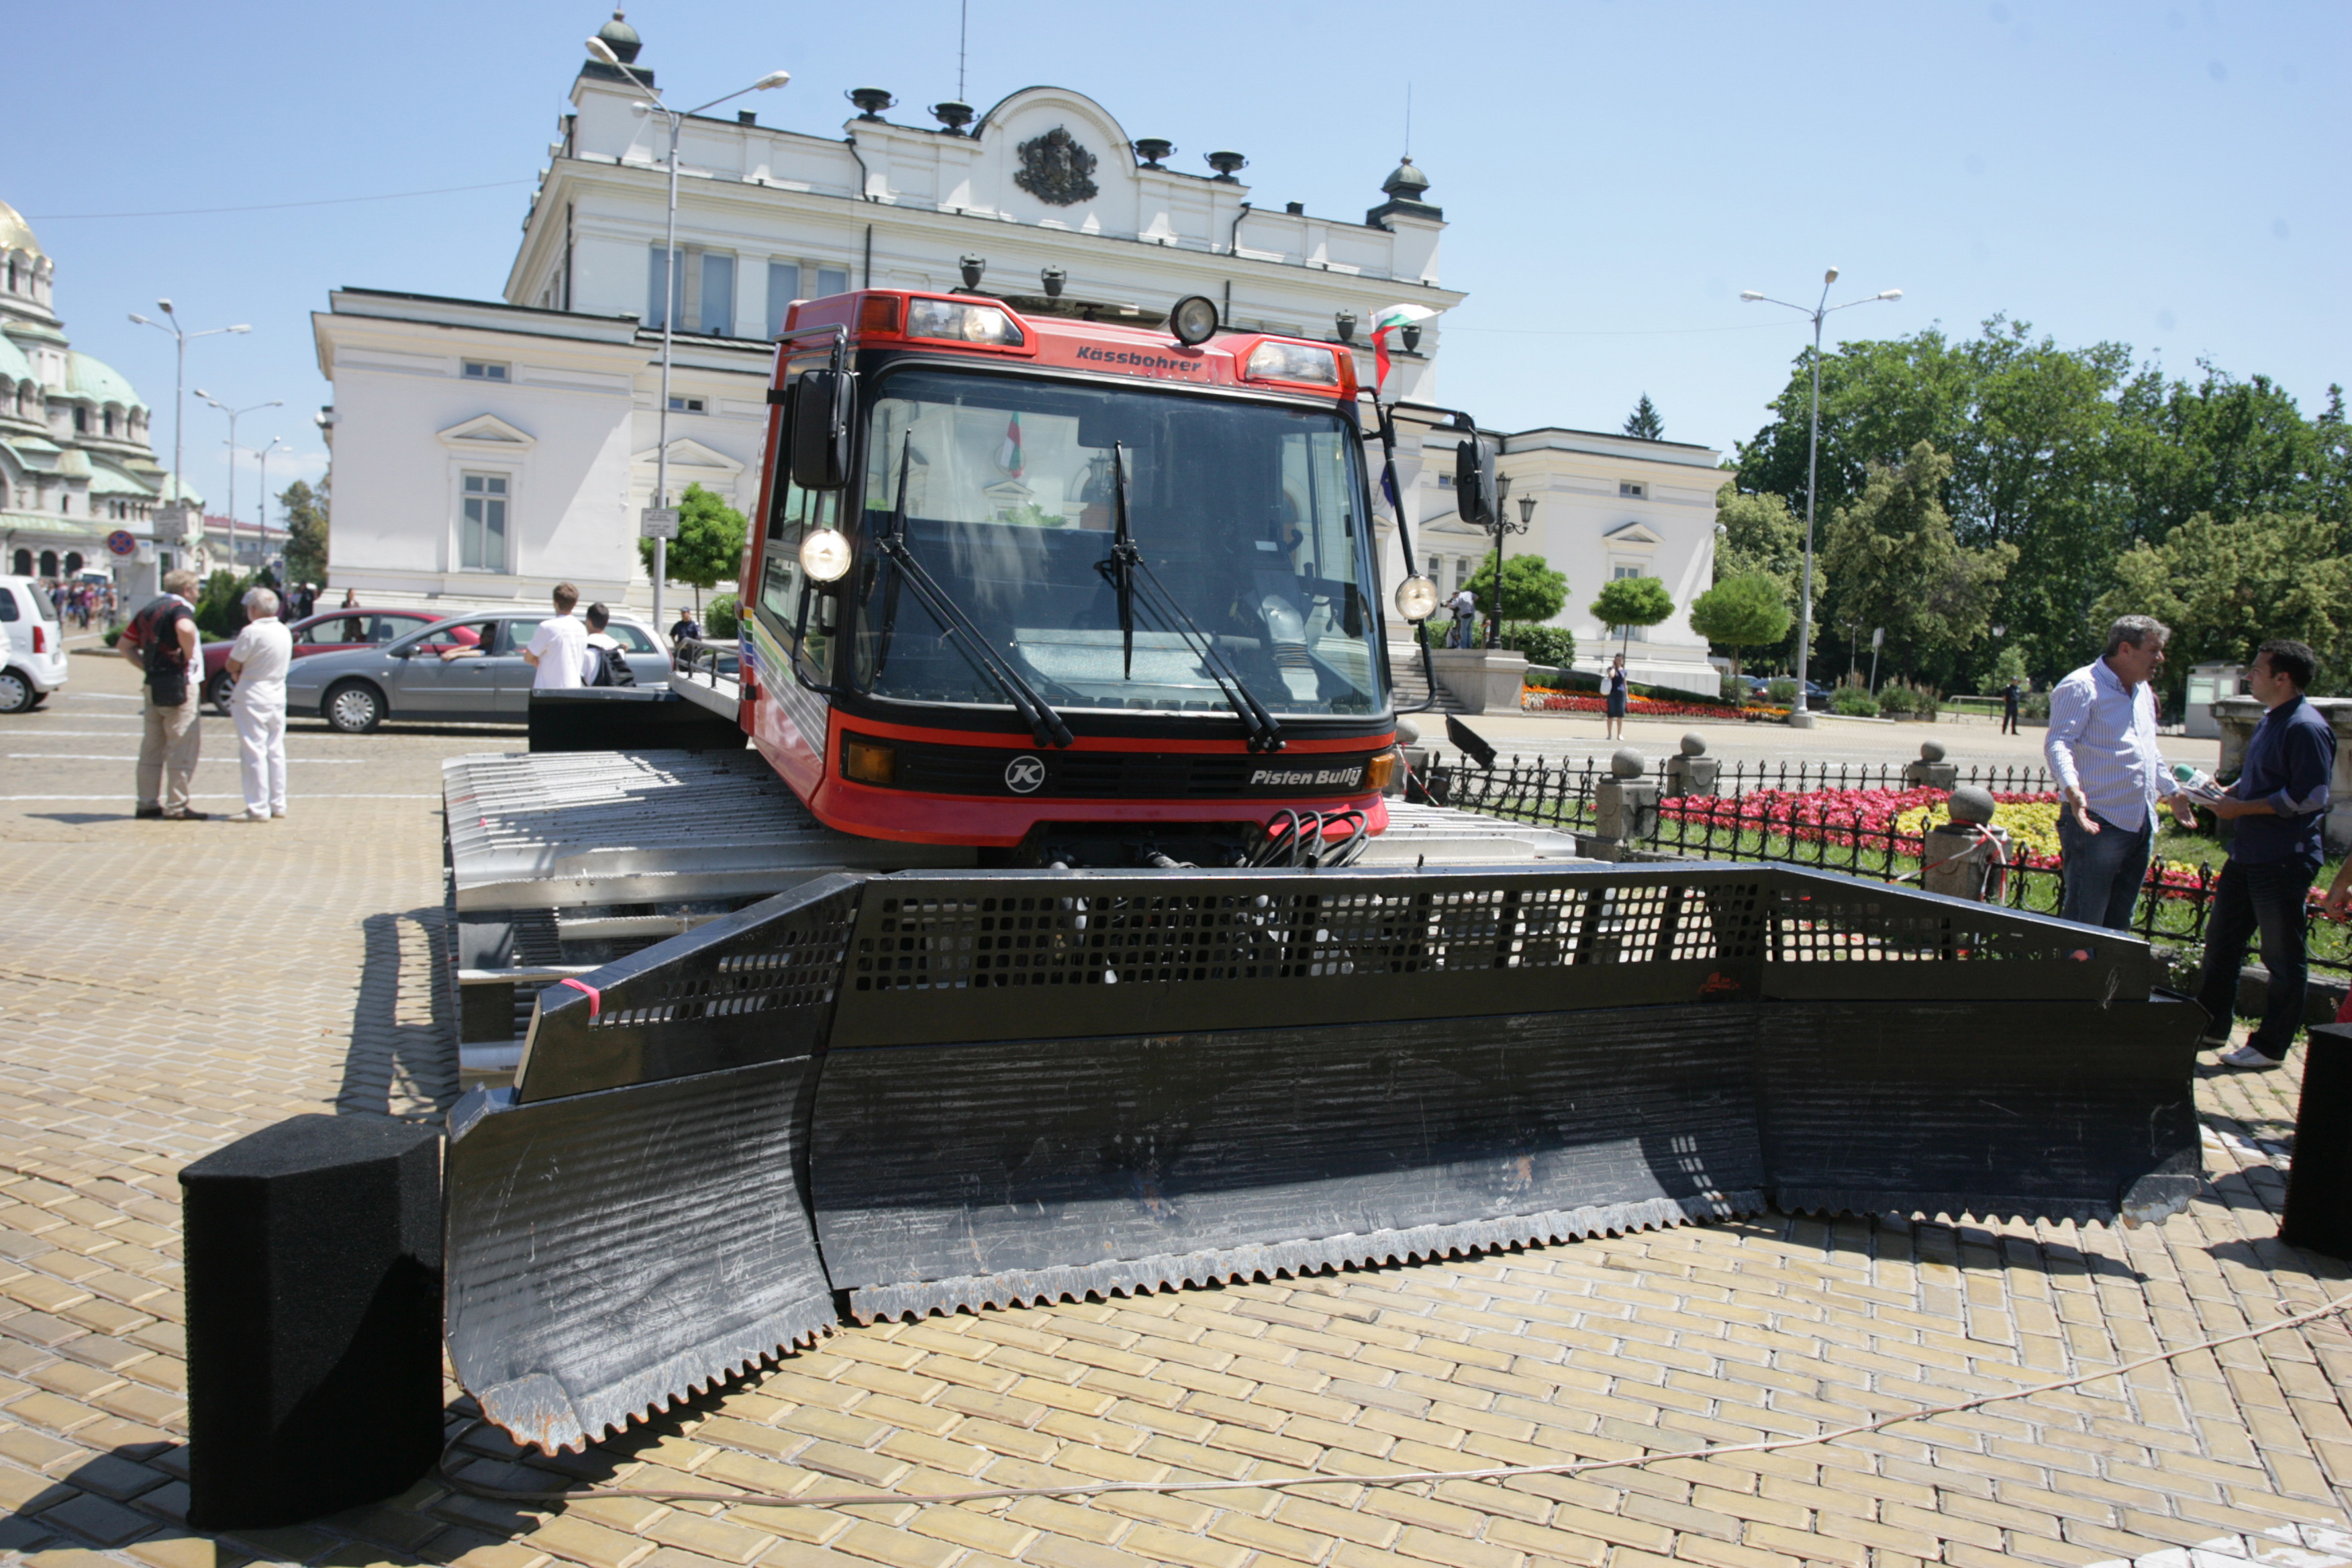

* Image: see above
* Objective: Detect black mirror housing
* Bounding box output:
[1453,438,1495,526]
[788,370,852,491]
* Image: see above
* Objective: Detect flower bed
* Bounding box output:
[1658,785,2215,895]
[1524,685,1787,723]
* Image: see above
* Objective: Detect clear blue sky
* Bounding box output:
[13,1,2347,522]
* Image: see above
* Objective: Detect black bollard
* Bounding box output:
[181,1115,444,1528]
[2282,1025,2352,1258]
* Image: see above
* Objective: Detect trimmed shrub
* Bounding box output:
[1831,683,1880,717]
[1877,681,1942,718]
[705,594,740,638]
[1767,677,1798,705]
[1503,622,1576,667]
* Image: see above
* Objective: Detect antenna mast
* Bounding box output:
[958,0,969,100]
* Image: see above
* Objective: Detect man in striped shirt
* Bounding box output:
[2044,616,2200,930]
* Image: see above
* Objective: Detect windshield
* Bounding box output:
[850,368,1383,717]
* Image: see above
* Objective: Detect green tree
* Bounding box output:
[2088,511,2352,702]
[278,478,329,587]
[1687,573,1791,677]
[1622,393,1663,441]
[1712,483,1811,667]
[1818,441,2016,683]
[1589,575,1675,655]
[1463,552,1567,624]
[639,482,748,614]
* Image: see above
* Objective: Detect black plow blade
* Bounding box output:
[441,864,2205,1453]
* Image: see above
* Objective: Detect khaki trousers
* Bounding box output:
[137,685,203,814]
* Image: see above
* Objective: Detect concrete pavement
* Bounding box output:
[0,650,2343,1568]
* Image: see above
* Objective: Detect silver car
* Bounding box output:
[284,611,671,732]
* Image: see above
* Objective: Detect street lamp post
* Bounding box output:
[197,393,281,571]
[1481,473,1534,649]
[256,438,290,570]
[129,303,250,560]
[585,37,789,628]
[1738,270,1901,726]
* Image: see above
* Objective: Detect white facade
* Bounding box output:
[315,19,1463,613]
[1409,425,1726,696]
[0,198,191,600]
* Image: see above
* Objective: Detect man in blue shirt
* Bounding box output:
[2196,639,2336,1069]
[2045,616,2198,929]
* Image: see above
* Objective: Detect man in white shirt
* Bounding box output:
[1449,587,1477,648]
[226,587,295,821]
[524,582,589,691]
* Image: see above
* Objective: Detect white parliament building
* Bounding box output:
[313,12,1723,692]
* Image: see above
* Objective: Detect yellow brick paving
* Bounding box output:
[0,651,2347,1568]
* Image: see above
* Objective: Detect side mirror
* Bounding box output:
[1453,438,1495,526]
[788,369,852,491]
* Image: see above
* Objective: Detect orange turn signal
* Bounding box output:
[842,737,896,785]
[1366,750,1398,791]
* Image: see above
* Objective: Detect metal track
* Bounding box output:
[443,749,963,912]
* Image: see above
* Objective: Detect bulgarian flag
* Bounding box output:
[1369,302,1438,397]
[995,411,1024,477]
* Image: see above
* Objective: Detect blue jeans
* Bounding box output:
[2195,859,2317,1058]
[2056,808,2153,930]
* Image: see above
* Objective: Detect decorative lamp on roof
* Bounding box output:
[595,10,642,64]
[1381,156,1430,202]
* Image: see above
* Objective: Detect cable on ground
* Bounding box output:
[440,1285,2352,1514]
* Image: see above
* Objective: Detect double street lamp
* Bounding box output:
[196,392,280,570]
[585,35,789,628]
[1482,473,1537,649]
[255,438,291,567]
[1738,269,1901,721]
[128,301,250,550]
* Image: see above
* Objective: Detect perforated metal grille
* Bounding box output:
[591,887,856,1028]
[851,880,1766,994]
[1767,887,2069,964]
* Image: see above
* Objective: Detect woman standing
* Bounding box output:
[1604,652,1630,740]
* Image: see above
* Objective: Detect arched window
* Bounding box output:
[38,550,58,578]
[10,549,30,576]
[64,552,82,574]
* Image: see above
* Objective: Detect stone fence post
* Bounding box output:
[1589,748,1659,861]
[1663,732,1718,797]
[1902,739,1959,791]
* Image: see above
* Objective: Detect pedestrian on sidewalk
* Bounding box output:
[2044,615,2198,928]
[584,603,637,687]
[121,569,207,821]
[1448,587,1476,650]
[2001,677,2022,735]
[226,587,294,822]
[524,582,589,691]
[1603,653,1630,740]
[2194,640,2335,1069]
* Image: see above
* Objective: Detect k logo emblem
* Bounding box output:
[1004,755,1047,794]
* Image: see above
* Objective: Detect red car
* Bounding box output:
[203,608,475,713]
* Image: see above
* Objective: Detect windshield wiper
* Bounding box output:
[1095,442,1285,754]
[875,435,1073,749]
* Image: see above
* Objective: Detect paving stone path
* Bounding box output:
[0,656,2345,1568]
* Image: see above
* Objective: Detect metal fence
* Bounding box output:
[1414,749,2347,973]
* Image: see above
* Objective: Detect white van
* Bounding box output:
[0,577,69,712]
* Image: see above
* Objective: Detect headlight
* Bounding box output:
[800,527,852,583]
[904,298,1024,346]
[1393,575,1439,623]
[1242,340,1339,386]
[1168,295,1219,346]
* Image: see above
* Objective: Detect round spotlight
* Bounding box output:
[1393,575,1440,624]
[1169,295,1219,346]
[800,527,853,583]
